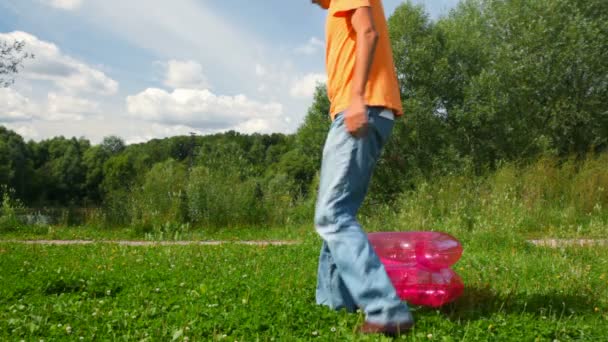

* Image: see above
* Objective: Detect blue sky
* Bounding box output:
[0,0,460,144]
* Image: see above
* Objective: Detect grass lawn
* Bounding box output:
[1,230,607,341]
[0,225,307,243]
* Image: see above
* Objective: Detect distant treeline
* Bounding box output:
[1,0,607,229]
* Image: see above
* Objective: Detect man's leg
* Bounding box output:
[316,240,357,312]
[314,107,413,326]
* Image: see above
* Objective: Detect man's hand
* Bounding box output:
[345,95,368,137]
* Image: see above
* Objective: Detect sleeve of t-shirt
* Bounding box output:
[330,0,372,17]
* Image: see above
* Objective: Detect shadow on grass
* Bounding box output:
[44,278,123,298]
[429,285,598,321]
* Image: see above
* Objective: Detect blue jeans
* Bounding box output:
[314,106,413,325]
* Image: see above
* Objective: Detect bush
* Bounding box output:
[186,167,263,228]
[384,154,608,237]
[0,186,23,232]
[129,159,188,229]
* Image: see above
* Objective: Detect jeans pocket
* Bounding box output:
[373,114,395,147]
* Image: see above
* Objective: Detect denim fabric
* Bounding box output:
[314,106,413,325]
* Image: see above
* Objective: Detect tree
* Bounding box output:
[0,126,32,200]
[131,159,188,226]
[1,39,32,87]
[100,136,125,155]
[102,153,136,194]
[277,84,330,197]
[294,84,331,168]
[32,137,88,204]
[385,0,608,178]
[82,146,109,203]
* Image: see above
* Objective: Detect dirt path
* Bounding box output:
[527,239,608,247]
[1,239,300,246]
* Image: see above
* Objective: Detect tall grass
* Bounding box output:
[100,159,306,234]
[0,186,22,232]
[375,154,608,237]
[8,154,607,239]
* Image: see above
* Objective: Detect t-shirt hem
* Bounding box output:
[330,103,403,120]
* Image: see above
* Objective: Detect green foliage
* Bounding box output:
[0,127,32,201]
[186,166,264,228]
[0,186,22,232]
[293,84,331,169]
[276,84,330,197]
[82,146,109,203]
[100,136,125,156]
[26,136,89,204]
[101,153,136,194]
[130,159,188,231]
[386,154,608,238]
[385,0,608,183]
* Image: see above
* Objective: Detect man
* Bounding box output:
[311,0,414,336]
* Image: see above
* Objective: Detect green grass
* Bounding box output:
[0,224,308,242]
[1,231,607,341]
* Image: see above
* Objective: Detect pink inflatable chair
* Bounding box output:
[368,232,464,307]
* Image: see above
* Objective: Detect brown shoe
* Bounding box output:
[359,320,414,336]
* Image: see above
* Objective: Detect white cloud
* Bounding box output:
[45,93,100,121]
[14,125,40,140]
[164,59,209,89]
[83,0,264,91]
[41,0,83,10]
[1,123,40,140]
[126,88,284,132]
[290,73,327,99]
[234,119,271,134]
[253,61,296,97]
[295,37,324,55]
[0,88,100,123]
[0,31,118,95]
[255,64,267,77]
[126,123,201,145]
[0,88,37,122]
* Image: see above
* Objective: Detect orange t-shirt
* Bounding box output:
[325,0,402,119]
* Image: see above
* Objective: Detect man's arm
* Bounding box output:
[351,6,378,101]
[346,6,378,137]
